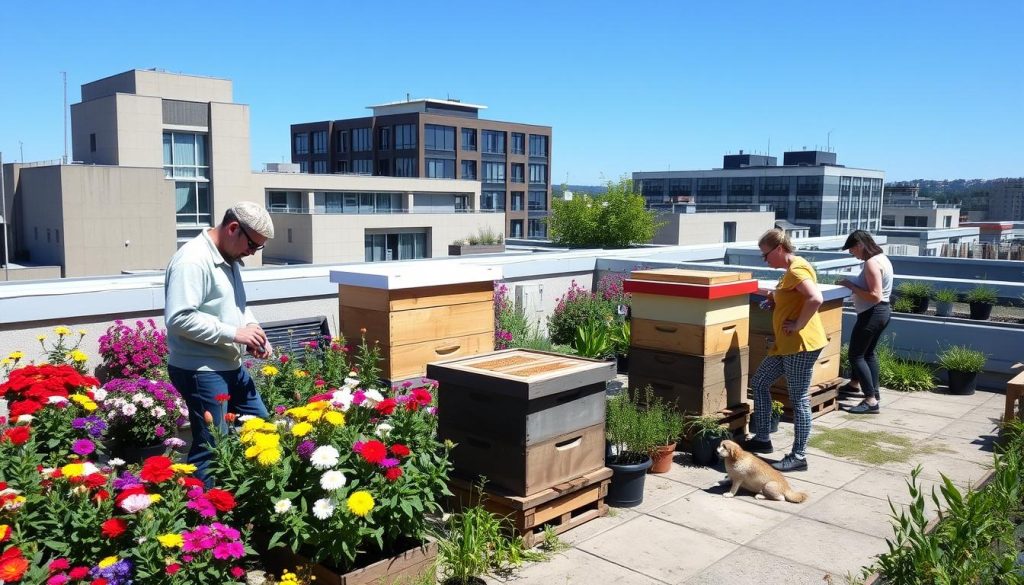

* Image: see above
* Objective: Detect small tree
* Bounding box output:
[548,176,663,248]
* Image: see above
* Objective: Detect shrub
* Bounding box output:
[891,297,916,313]
[572,320,613,359]
[99,377,189,447]
[896,281,933,299]
[98,319,169,380]
[459,226,503,246]
[964,284,998,304]
[606,388,671,464]
[876,341,934,392]
[936,345,987,373]
[494,282,532,350]
[933,288,959,303]
[546,281,616,345]
[683,414,731,440]
[548,176,664,247]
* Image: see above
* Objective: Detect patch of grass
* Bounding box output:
[808,427,950,465]
[536,525,570,554]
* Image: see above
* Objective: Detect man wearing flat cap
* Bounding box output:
[164,201,275,483]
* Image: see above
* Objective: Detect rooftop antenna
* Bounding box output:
[767,137,771,157]
[827,129,834,152]
[62,71,68,164]
[406,92,410,102]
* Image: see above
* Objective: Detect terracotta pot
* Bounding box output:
[648,442,676,474]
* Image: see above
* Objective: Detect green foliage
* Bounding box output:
[896,281,934,300]
[876,340,935,392]
[572,320,613,359]
[933,288,959,303]
[892,296,916,313]
[964,284,998,304]
[548,176,664,248]
[457,226,504,246]
[608,319,630,357]
[606,387,676,464]
[936,345,987,373]
[683,414,731,440]
[865,420,1024,583]
[493,283,533,350]
[771,399,785,417]
[547,281,616,345]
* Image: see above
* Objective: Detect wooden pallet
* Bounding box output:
[681,402,751,443]
[749,378,841,421]
[447,467,611,548]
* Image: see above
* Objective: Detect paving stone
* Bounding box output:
[632,473,698,514]
[682,546,837,585]
[482,549,659,585]
[650,487,793,545]
[926,434,997,465]
[886,395,978,419]
[558,506,642,547]
[836,408,961,435]
[800,489,900,539]
[657,458,732,490]
[577,515,738,584]
[880,452,992,489]
[748,516,888,577]
[741,475,837,512]
[842,468,944,509]
[784,452,869,488]
[934,417,1002,441]
[919,387,996,405]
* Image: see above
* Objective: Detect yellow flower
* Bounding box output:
[0,359,10,366]
[306,410,323,423]
[78,329,87,336]
[157,533,184,548]
[149,494,162,503]
[82,402,98,412]
[324,411,345,427]
[37,335,46,342]
[286,406,309,419]
[54,326,71,336]
[69,350,88,363]
[279,570,299,585]
[291,422,313,437]
[98,556,119,569]
[61,463,86,478]
[241,417,266,432]
[244,444,263,459]
[171,463,197,474]
[261,365,279,377]
[346,491,375,517]
[293,370,308,378]
[257,448,281,466]
[8,351,23,360]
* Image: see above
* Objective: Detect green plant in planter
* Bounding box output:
[572,320,613,359]
[606,389,668,464]
[771,399,785,418]
[933,288,959,303]
[896,281,933,300]
[936,345,987,373]
[683,414,731,441]
[608,319,630,358]
[891,297,916,313]
[636,387,683,447]
[964,284,998,305]
[876,340,935,392]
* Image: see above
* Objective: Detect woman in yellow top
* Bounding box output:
[745,229,828,472]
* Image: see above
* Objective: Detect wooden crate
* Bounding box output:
[629,347,748,388]
[629,293,751,325]
[442,423,606,497]
[751,378,841,420]
[448,467,611,548]
[749,297,845,337]
[630,372,748,415]
[427,349,616,400]
[680,403,751,444]
[630,317,749,355]
[339,281,495,381]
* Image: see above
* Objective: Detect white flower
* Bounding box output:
[120,493,154,513]
[92,388,107,401]
[342,377,360,390]
[275,419,289,427]
[139,396,154,408]
[238,415,258,422]
[131,393,146,404]
[310,445,340,470]
[80,462,101,475]
[15,415,34,425]
[150,406,166,418]
[319,470,347,491]
[374,423,393,438]
[331,389,354,411]
[363,389,384,406]
[312,498,336,520]
[108,458,126,467]
[274,499,293,514]
[47,396,69,405]
[121,404,138,416]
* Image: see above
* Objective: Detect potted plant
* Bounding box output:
[750,400,785,435]
[98,377,189,463]
[892,297,916,314]
[635,387,682,474]
[936,345,987,395]
[572,320,613,360]
[964,284,998,321]
[683,414,731,466]
[448,227,505,256]
[933,288,958,318]
[896,282,933,314]
[605,390,664,506]
[608,319,631,374]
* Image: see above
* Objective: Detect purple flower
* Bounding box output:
[164,437,186,450]
[379,457,400,469]
[112,471,142,491]
[72,418,88,430]
[72,439,95,456]
[90,558,133,585]
[297,440,316,459]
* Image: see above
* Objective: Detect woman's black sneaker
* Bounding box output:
[742,438,774,454]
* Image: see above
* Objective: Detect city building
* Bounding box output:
[1,70,505,279]
[633,150,886,238]
[882,198,960,229]
[290,99,552,240]
[987,179,1024,221]
[650,204,777,246]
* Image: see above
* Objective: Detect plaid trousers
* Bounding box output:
[750,348,823,457]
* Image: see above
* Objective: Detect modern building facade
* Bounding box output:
[290,99,552,240]
[987,179,1024,221]
[881,198,960,229]
[650,205,777,246]
[633,150,886,238]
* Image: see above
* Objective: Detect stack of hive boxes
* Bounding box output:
[624,269,757,434]
[748,286,846,419]
[428,350,615,545]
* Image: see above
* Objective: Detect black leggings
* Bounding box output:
[849,302,891,401]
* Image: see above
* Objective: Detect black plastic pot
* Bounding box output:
[690,435,725,467]
[606,455,653,507]
[748,413,781,435]
[969,302,993,321]
[910,297,930,314]
[616,354,629,375]
[947,370,978,395]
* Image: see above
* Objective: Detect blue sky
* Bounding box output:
[2,0,1021,184]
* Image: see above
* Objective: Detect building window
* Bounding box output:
[365,232,427,262]
[529,134,548,157]
[352,159,372,174]
[312,131,328,154]
[483,162,505,183]
[425,125,455,151]
[336,130,349,153]
[944,216,952,228]
[287,228,293,243]
[482,130,505,154]
[795,199,821,220]
[697,178,721,197]
[723,222,736,243]
[528,190,547,211]
[511,133,525,155]
[352,128,372,152]
[528,218,547,238]
[376,159,391,176]
[294,132,309,155]
[481,191,506,211]
[299,161,308,173]
[313,160,328,174]
[511,191,524,211]
[797,176,822,196]
[461,128,477,151]
[461,160,477,180]
[529,163,547,184]
[394,158,416,177]
[163,132,209,179]
[377,127,391,151]
[336,160,349,173]
[903,216,928,227]
[882,215,896,227]
[323,192,403,214]
[510,163,525,183]
[455,195,469,212]
[668,178,692,198]
[90,133,96,152]
[426,158,455,179]
[395,124,417,149]
[175,182,211,229]
[510,219,524,238]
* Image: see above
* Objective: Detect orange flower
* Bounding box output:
[0,546,28,582]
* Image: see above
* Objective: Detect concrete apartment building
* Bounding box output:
[1,70,504,278]
[290,99,552,240]
[633,150,886,238]
[988,179,1024,221]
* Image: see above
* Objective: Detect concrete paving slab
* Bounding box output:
[657,459,732,491]
[918,388,996,405]
[631,473,698,514]
[484,548,668,585]
[799,489,899,538]
[834,408,956,435]
[959,406,1004,424]
[880,452,991,488]
[934,417,1002,441]
[682,547,835,585]
[842,468,944,509]
[926,434,997,465]
[558,507,642,547]
[749,516,888,577]
[740,475,838,512]
[782,452,869,489]
[649,487,793,545]
[576,515,738,584]
[886,394,978,419]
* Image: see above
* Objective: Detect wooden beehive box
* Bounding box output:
[629,347,748,390]
[625,269,757,326]
[332,265,500,381]
[630,317,749,356]
[749,331,842,376]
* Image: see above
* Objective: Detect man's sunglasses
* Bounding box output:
[237,223,264,251]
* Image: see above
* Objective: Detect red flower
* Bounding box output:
[48,558,70,573]
[0,525,10,544]
[100,518,128,539]
[385,467,403,482]
[83,473,107,489]
[93,489,110,503]
[375,398,397,416]
[114,485,148,508]
[204,489,236,512]
[7,400,43,418]
[0,546,29,582]
[279,355,290,364]
[389,443,411,458]
[92,579,110,585]
[180,477,205,491]
[165,563,181,575]
[139,456,174,483]
[1,426,30,446]
[68,567,89,579]
[359,440,387,464]
[411,388,433,405]
[230,566,245,578]
[214,393,230,402]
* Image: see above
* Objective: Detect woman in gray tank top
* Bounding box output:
[837,230,893,413]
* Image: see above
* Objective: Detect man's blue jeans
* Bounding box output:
[168,365,268,485]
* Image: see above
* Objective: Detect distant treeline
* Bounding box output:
[552,184,609,197]
[888,178,1023,207]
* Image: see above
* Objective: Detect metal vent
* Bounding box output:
[162,100,209,126]
[261,316,331,357]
